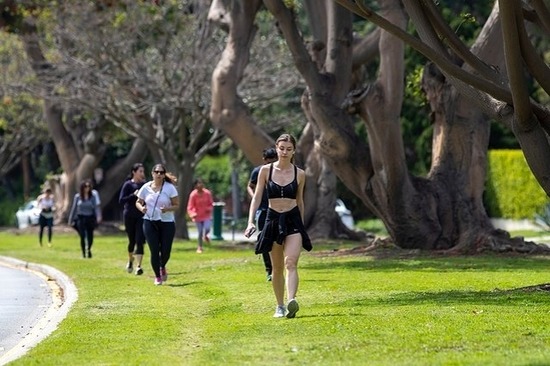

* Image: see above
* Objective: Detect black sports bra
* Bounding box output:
[266,164,298,199]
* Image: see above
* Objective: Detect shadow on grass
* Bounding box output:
[346,285,550,307]
[303,255,550,273]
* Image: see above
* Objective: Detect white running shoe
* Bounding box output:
[273,305,286,318]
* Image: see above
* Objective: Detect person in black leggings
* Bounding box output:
[119,163,146,275]
[247,147,278,281]
[37,188,55,247]
[136,164,179,285]
[68,180,102,258]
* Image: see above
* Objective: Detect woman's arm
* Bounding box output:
[162,195,179,213]
[68,195,78,224]
[118,182,134,204]
[245,166,267,236]
[296,168,306,222]
[186,191,196,218]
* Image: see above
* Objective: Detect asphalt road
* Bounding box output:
[0,257,77,366]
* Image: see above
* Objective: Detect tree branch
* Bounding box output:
[334,0,514,105]
[499,0,533,129]
[518,3,550,97]
[418,0,504,85]
[528,0,550,35]
[263,0,322,90]
[324,0,353,98]
[352,28,380,68]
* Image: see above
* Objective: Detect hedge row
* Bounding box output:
[485,149,549,219]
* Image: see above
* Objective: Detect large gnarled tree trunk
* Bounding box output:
[209,0,359,240]
[217,0,548,253]
[17,16,148,222]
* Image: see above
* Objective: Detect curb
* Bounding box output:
[0,256,78,365]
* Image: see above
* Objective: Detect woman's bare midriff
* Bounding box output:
[269,198,297,213]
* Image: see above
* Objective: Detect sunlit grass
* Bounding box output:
[1,230,550,365]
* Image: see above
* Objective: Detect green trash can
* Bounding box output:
[212,202,225,240]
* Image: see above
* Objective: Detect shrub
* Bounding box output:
[484,149,548,219]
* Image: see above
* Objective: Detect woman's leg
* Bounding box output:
[203,219,211,242]
[143,220,161,278]
[38,226,44,246]
[270,243,285,306]
[196,221,204,249]
[283,233,302,300]
[134,218,145,270]
[125,216,136,267]
[85,218,94,257]
[38,215,46,246]
[46,219,53,245]
[159,222,175,268]
[77,218,87,257]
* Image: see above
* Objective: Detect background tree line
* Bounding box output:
[1,0,548,253]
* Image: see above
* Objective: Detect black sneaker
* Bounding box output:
[135,267,143,275]
[126,261,133,273]
[286,299,299,319]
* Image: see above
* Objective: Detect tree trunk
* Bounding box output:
[209,0,355,239]
[262,0,548,253]
[21,153,31,200]
[209,0,272,165]
[20,18,148,223]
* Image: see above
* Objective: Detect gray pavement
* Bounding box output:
[0,257,78,366]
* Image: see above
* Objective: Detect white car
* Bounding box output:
[15,200,41,229]
[335,198,354,229]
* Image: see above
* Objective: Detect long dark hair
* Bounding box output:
[152,163,178,184]
[126,163,144,180]
[79,179,93,198]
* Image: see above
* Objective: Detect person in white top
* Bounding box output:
[37,187,55,247]
[136,163,179,285]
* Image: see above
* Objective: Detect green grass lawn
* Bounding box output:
[1,229,550,366]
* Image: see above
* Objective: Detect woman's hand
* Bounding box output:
[244,223,256,238]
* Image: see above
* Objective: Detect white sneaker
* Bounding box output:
[286,299,299,318]
[273,305,286,318]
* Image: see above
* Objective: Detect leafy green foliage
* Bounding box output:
[195,155,233,201]
[484,150,548,219]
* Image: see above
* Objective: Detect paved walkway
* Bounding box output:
[187,225,255,243]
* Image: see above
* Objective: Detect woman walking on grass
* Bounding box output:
[37,187,55,247]
[119,163,146,275]
[245,133,312,318]
[68,180,102,258]
[187,178,213,254]
[136,164,179,285]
